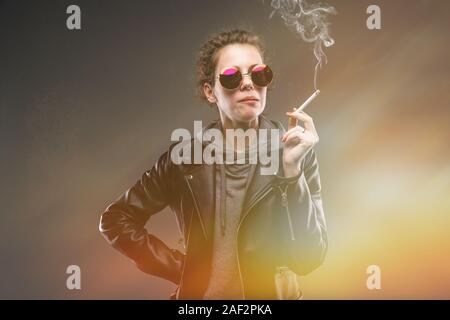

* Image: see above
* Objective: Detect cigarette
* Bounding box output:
[295,90,320,113]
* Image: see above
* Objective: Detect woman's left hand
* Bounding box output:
[281,107,320,177]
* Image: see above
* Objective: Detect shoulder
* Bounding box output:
[160,138,202,175]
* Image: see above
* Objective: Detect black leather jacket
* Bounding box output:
[99,114,327,299]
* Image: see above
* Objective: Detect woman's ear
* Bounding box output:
[203,83,217,104]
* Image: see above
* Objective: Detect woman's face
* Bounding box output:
[204,44,267,123]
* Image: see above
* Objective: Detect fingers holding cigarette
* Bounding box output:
[282,90,320,143]
[288,107,299,130]
[283,109,318,143]
[282,125,308,144]
[286,110,315,131]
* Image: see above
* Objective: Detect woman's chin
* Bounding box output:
[237,112,259,123]
[236,105,261,121]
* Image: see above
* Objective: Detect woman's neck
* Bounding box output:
[219,113,260,152]
[221,117,259,131]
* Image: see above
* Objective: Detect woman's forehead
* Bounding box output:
[216,44,263,71]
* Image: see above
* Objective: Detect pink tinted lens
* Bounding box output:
[252,65,266,73]
[222,68,238,76]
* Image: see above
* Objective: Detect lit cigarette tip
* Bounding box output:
[296,90,320,112]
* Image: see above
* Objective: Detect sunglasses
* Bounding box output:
[216,64,273,90]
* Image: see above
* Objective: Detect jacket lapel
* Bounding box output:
[184,163,215,241]
[241,115,283,215]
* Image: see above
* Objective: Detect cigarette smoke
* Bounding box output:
[269,0,336,90]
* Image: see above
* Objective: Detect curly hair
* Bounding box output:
[195,29,266,106]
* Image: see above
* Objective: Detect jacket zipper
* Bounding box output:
[277,184,296,241]
[236,184,274,300]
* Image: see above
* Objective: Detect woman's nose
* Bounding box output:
[240,74,254,90]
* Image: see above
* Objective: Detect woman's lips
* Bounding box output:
[238,98,259,104]
[239,99,259,105]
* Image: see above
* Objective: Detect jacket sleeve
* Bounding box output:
[276,148,328,276]
[99,145,185,285]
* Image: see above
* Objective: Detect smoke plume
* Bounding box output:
[269,0,336,90]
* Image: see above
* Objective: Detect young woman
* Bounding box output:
[99,29,327,300]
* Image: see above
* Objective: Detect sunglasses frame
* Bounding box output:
[216,64,273,90]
